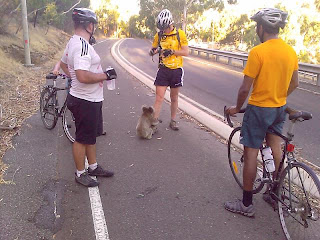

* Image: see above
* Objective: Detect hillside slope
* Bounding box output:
[0,22,70,183]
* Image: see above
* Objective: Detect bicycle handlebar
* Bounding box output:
[224,106,246,128]
[46,73,70,80]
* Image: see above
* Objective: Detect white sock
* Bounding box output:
[89,163,98,171]
[76,169,86,177]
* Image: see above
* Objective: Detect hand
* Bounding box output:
[162,49,174,57]
[226,106,239,117]
[149,48,159,56]
[52,70,60,75]
[104,67,117,80]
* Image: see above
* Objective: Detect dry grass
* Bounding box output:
[0,22,69,184]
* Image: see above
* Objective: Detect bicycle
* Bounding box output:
[40,73,75,143]
[224,106,320,240]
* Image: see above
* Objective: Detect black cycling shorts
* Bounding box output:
[66,94,102,145]
[154,66,184,88]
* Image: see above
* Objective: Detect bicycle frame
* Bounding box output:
[45,78,70,117]
[266,119,316,221]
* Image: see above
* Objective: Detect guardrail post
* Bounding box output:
[216,55,220,62]
[206,53,210,59]
[198,50,201,56]
[243,60,247,68]
[228,57,232,65]
[191,49,194,55]
[317,74,320,86]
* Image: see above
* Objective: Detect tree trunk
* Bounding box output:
[33,10,38,28]
[45,24,50,35]
[182,0,195,33]
[182,3,187,32]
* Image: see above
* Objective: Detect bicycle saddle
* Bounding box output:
[286,107,312,121]
[46,73,58,80]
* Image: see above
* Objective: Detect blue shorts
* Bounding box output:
[154,66,184,88]
[240,104,286,149]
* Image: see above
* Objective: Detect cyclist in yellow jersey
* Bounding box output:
[224,8,299,217]
[149,9,189,131]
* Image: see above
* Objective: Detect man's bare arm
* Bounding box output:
[287,70,299,96]
[174,46,189,56]
[235,75,254,111]
[60,61,71,77]
[75,70,107,84]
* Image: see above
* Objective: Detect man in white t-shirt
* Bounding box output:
[60,8,117,187]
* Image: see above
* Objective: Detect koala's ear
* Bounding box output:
[142,105,148,113]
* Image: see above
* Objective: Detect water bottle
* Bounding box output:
[262,146,275,173]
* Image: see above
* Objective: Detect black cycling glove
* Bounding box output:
[104,67,117,80]
[149,47,158,56]
[162,49,174,57]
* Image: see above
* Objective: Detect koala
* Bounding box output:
[136,105,158,139]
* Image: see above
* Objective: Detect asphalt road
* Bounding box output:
[120,38,320,167]
[0,39,305,240]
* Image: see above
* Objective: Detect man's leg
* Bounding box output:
[224,146,258,217]
[73,141,86,171]
[153,86,167,120]
[86,144,97,165]
[243,146,259,206]
[169,87,180,130]
[73,141,99,187]
[170,87,179,120]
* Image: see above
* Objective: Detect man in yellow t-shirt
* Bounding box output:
[149,9,189,131]
[224,8,299,217]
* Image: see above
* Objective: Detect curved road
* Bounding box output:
[119,38,320,166]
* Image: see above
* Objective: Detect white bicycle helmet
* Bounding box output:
[251,8,288,29]
[156,9,174,31]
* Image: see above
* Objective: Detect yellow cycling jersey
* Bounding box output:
[152,28,188,69]
[243,38,298,107]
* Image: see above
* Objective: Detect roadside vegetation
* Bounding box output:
[0,23,69,184]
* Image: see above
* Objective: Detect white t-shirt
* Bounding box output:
[61,35,104,102]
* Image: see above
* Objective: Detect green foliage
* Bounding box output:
[128,15,145,38]
[96,0,120,37]
[42,3,60,26]
[138,0,235,35]
[0,0,90,33]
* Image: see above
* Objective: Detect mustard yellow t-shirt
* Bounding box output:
[152,28,188,69]
[243,39,298,107]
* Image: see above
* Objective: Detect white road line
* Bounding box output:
[85,158,110,240]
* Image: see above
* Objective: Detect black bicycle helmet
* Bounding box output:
[72,8,98,24]
[251,8,288,29]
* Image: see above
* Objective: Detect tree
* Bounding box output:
[316,0,320,11]
[95,0,120,37]
[139,0,236,35]
[128,15,145,38]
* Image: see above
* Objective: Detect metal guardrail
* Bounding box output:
[189,46,320,86]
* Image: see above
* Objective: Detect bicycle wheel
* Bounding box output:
[62,105,75,143]
[278,162,320,240]
[40,87,58,130]
[228,127,264,194]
